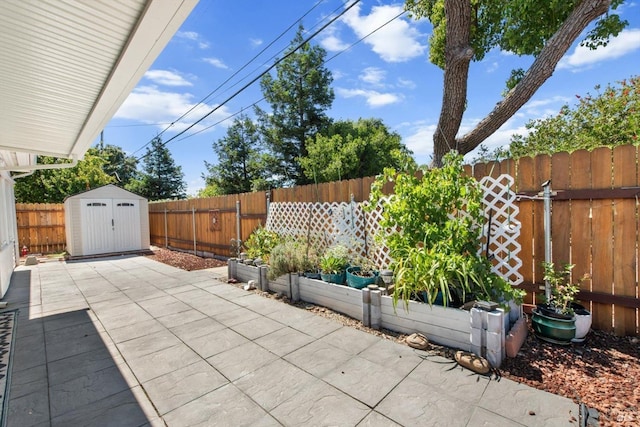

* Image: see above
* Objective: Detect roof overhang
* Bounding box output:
[0,0,199,171]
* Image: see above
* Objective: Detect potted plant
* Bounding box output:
[244,224,282,265]
[301,244,322,279]
[319,244,350,285]
[345,254,379,289]
[369,153,523,309]
[267,239,315,280]
[531,262,591,344]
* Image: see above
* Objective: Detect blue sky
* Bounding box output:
[100,0,640,195]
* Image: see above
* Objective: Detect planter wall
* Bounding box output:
[380,297,472,351]
[233,260,261,284]
[268,273,291,299]
[298,276,362,319]
[229,264,512,366]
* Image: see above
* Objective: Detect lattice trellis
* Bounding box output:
[265,174,522,285]
[479,174,523,286]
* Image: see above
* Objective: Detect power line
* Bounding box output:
[132,0,331,155]
[160,5,408,149]
[136,0,363,162]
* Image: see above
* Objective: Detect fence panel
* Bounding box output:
[612,145,638,336]
[15,144,640,335]
[590,147,614,331]
[16,203,65,254]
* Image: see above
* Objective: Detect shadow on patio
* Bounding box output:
[4,268,156,427]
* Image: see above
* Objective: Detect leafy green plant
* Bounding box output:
[267,240,316,280]
[319,244,350,274]
[244,225,282,263]
[542,262,581,315]
[369,152,520,308]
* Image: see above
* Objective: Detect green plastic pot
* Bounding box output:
[320,272,345,285]
[531,307,576,345]
[346,266,378,289]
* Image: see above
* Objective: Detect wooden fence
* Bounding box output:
[14,145,640,335]
[469,145,639,336]
[16,203,66,254]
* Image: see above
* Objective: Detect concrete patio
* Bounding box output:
[3,255,579,426]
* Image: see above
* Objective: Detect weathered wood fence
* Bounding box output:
[14,145,640,335]
[15,203,66,254]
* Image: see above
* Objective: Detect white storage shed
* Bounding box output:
[64,185,150,257]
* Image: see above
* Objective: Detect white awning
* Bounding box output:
[0,0,199,170]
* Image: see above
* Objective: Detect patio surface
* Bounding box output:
[3,255,579,426]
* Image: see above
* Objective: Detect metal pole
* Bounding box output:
[192,206,197,255]
[164,208,168,248]
[236,200,241,248]
[542,180,552,302]
[265,191,271,224]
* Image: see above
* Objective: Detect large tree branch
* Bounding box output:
[433,0,473,166]
[455,0,612,156]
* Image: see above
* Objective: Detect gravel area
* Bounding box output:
[146,246,226,271]
[147,247,640,426]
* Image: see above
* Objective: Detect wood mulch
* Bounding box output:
[147,247,640,426]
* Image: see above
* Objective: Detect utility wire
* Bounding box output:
[165,5,408,146]
[136,0,362,162]
[132,0,329,155]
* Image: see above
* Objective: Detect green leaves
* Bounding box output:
[510,76,640,157]
[126,136,186,201]
[300,118,415,183]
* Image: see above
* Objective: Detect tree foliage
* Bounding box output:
[300,118,416,182]
[257,24,334,186]
[94,143,138,186]
[126,137,186,201]
[404,0,628,165]
[13,149,114,203]
[203,115,271,195]
[509,76,640,158]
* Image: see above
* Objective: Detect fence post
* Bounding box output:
[192,206,197,255]
[362,288,371,327]
[370,290,381,330]
[259,265,268,291]
[290,273,300,302]
[164,208,168,248]
[265,191,271,222]
[236,200,241,248]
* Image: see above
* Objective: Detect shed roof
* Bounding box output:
[64,184,146,202]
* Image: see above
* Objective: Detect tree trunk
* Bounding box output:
[433,0,613,165]
[433,0,473,167]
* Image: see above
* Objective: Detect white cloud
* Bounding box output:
[336,87,401,107]
[360,67,386,85]
[319,26,350,51]
[342,3,427,62]
[176,31,209,49]
[114,86,233,134]
[144,70,192,87]
[397,77,416,89]
[558,28,640,71]
[204,57,229,69]
[522,95,571,116]
[250,38,263,48]
[486,62,499,73]
[401,117,529,165]
[177,31,198,41]
[403,122,436,163]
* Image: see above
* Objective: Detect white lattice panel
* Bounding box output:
[265,174,522,284]
[479,175,523,286]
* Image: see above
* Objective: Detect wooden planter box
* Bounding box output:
[228,265,509,366]
[298,276,362,319]
[380,296,472,351]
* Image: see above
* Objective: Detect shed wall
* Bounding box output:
[64,185,149,256]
